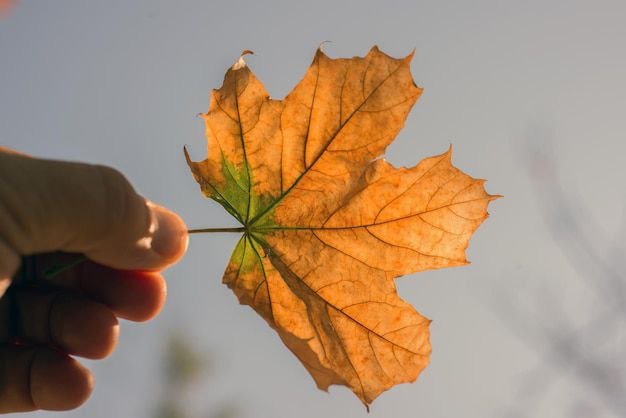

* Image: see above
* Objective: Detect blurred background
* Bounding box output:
[2,0,626,416]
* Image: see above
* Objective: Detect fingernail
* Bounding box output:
[149,204,189,260]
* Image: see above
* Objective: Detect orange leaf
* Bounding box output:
[185,46,498,407]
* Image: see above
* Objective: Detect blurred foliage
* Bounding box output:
[153,332,240,418]
[165,334,208,387]
[154,401,187,418]
[495,128,626,417]
[210,405,240,418]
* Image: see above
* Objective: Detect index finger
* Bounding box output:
[0,150,188,275]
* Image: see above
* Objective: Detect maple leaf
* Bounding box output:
[185,46,498,407]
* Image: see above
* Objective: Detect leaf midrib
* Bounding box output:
[250,233,429,358]
[246,59,408,227]
[246,196,493,233]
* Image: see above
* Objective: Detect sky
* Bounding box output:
[2,1,626,417]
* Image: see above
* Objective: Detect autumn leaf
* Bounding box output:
[185,46,498,407]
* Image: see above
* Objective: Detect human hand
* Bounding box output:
[0,147,188,412]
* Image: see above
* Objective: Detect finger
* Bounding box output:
[0,345,93,412]
[22,254,167,322]
[75,264,167,322]
[13,290,119,359]
[0,150,188,276]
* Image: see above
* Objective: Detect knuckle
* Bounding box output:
[93,165,133,221]
[93,164,132,197]
[92,164,149,242]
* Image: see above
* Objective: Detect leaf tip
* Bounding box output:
[183,145,192,163]
[315,45,330,61]
[440,144,453,161]
[232,56,247,70]
[317,40,332,54]
[366,45,385,61]
[406,47,416,62]
[232,50,253,71]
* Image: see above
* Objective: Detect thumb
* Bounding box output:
[0,149,188,278]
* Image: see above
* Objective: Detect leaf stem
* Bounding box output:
[43,255,88,279]
[187,227,246,234]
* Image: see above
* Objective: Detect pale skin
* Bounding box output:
[0,147,189,413]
